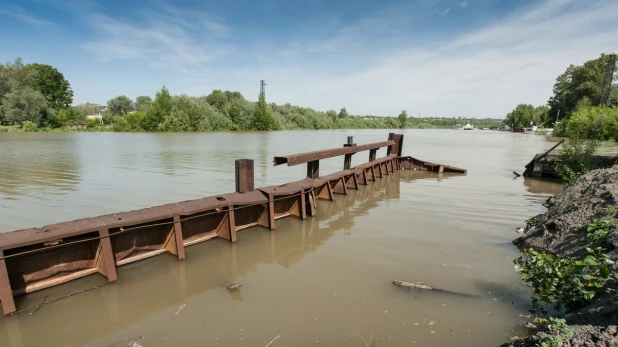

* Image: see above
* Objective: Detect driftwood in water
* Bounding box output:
[392,280,479,298]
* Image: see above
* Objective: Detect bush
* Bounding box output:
[514,247,613,312]
[21,121,38,132]
[557,132,599,185]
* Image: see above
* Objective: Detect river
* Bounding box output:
[0,129,563,346]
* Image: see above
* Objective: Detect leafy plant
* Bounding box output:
[535,318,574,347]
[604,205,617,216]
[585,219,614,242]
[21,121,38,132]
[557,132,599,185]
[514,247,614,311]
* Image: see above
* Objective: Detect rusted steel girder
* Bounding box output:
[273,141,395,166]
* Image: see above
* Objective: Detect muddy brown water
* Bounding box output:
[0,130,563,346]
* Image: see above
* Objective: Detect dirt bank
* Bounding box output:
[503,166,618,346]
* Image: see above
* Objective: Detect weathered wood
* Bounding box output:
[0,250,16,315]
[235,159,254,193]
[369,149,377,162]
[173,215,186,259]
[98,229,118,283]
[307,160,320,179]
[274,141,395,166]
[267,194,276,230]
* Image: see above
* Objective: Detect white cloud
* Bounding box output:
[440,8,451,16]
[72,0,618,119]
[233,0,618,118]
[81,2,228,73]
[0,6,54,26]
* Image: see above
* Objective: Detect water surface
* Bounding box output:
[0,130,562,346]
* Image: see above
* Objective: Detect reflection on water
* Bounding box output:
[0,133,81,198]
[523,177,564,195]
[0,130,565,346]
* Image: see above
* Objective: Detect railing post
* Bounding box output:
[343,136,356,170]
[369,149,377,162]
[235,159,254,193]
[387,133,394,155]
[307,160,319,179]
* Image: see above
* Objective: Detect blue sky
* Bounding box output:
[0,0,617,118]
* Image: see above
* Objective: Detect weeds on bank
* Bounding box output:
[557,133,599,185]
[514,247,613,312]
[535,317,574,347]
[604,205,617,216]
[584,219,614,242]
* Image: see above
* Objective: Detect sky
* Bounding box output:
[0,0,617,118]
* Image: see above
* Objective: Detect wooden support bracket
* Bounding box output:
[97,229,118,283]
[0,250,16,315]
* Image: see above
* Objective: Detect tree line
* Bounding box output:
[503,53,618,131]
[1,57,503,132]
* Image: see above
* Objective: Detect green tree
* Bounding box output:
[107,95,134,116]
[135,96,152,111]
[398,110,408,128]
[27,63,73,110]
[252,93,277,131]
[338,107,349,119]
[2,89,53,125]
[140,86,172,131]
[548,53,618,122]
[206,90,227,112]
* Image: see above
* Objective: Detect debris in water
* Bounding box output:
[227,283,242,290]
[392,280,479,297]
[174,304,186,315]
[264,335,280,347]
[513,171,521,177]
[428,321,435,326]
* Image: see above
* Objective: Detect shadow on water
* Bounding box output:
[0,171,465,347]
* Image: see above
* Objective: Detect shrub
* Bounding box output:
[557,133,599,185]
[514,247,613,311]
[21,121,38,132]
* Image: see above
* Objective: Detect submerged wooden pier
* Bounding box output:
[0,133,466,315]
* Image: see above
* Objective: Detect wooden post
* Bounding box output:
[369,149,377,162]
[0,250,16,315]
[394,134,405,157]
[228,207,237,242]
[98,229,118,283]
[343,136,355,170]
[307,160,320,179]
[267,193,276,230]
[387,133,394,155]
[235,159,254,193]
[173,215,186,259]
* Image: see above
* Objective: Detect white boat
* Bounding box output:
[463,124,474,130]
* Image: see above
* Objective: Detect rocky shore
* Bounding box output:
[502,166,618,347]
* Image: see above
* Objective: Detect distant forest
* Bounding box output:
[0,58,502,132]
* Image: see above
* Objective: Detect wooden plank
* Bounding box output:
[274,141,395,166]
[173,215,186,259]
[228,208,237,242]
[98,229,118,282]
[268,194,276,230]
[0,250,16,315]
[299,189,307,220]
[235,159,254,193]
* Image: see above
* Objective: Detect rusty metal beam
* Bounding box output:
[273,141,395,166]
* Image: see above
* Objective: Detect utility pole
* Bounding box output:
[260,80,266,97]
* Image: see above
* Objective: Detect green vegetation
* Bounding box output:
[584,219,614,242]
[514,247,613,312]
[2,56,504,133]
[556,132,600,185]
[535,317,574,347]
[504,104,551,128]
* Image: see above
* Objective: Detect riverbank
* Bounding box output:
[503,166,618,346]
